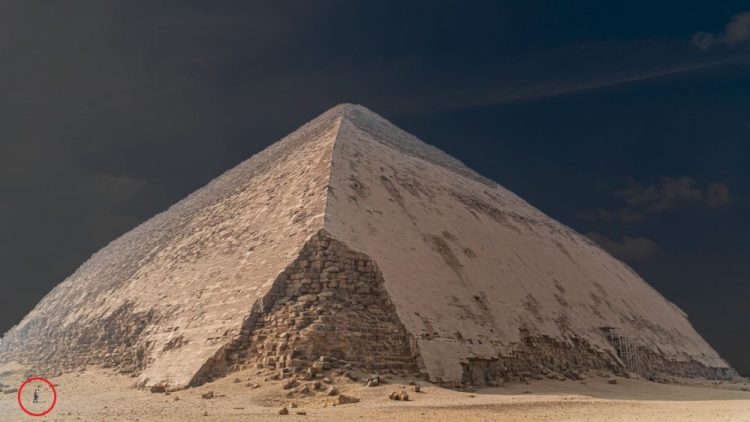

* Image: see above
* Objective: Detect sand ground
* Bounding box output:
[1,362,748,421]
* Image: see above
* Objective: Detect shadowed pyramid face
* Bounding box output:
[0,104,735,390]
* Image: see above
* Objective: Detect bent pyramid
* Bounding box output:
[0,104,735,390]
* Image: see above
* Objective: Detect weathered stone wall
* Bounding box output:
[638,350,735,380]
[460,331,622,386]
[0,302,157,377]
[191,230,420,385]
[460,329,735,387]
[3,225,732,389]
[616,342,735,381]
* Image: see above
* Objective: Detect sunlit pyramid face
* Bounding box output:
[0,105,735,391]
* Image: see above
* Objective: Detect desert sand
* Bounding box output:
[1,362,748,421]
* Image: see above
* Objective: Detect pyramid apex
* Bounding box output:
[329,102,365,112]
[324,103,380,120]
[319,103,492,186]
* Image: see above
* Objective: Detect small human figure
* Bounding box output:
[33,386,39,403]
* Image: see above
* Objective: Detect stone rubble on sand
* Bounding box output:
[334,394,360,405]
[389,389,410,401]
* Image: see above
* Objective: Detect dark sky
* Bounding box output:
[1,1,748,374]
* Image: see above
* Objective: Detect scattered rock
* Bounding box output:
[279,407,289,415]
[608,379,618,385]
[413,385,421,393]
[233,378,241,383]
[3,388,18,394]
[246,382,260,389]
[389,390,409,401]
[522,390,532,394]
[367,379,379,387]
[296,411,307,415]
[202,411,209,417]
[173,396,180,401]
[741,387,748,392]
[326,386,338,396]
[336,394,359,405]
[282,379,299,390]
[290,402,298,408]
[295,384,311,395]
[313,381,322,390]
[375,375,385,383]
[346,372,359,381]
[323,377,333,384]
[119,364,135,374]
[201,391,214,399]
[149,385,166,393]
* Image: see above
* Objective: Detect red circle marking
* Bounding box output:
[17,377,57,417]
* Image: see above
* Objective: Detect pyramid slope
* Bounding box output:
[0,104,734,389]
[0,107,345,388]
[325,106,731,383]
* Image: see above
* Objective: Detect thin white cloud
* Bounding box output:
[584,176,732,225]
[693,11,750,50]
[460,59,737,107]
[616,176,732,212]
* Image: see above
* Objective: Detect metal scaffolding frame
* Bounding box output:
[604,327,644,374]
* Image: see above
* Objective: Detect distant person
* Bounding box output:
[33,386,39,403]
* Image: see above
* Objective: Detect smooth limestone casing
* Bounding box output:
[0,108,343,389]
[323,106,731,383]
[0,104,733,389]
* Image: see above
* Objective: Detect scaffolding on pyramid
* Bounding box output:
[603,327,644,375]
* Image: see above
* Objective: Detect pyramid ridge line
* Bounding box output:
[323,104,498,189]
[321,114,346,227]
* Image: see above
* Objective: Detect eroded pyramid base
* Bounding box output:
[0,302,159,378]
[458,331,734,386]
[188,230,421,386]
[6,229,735,389]
[3,229,735,389]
